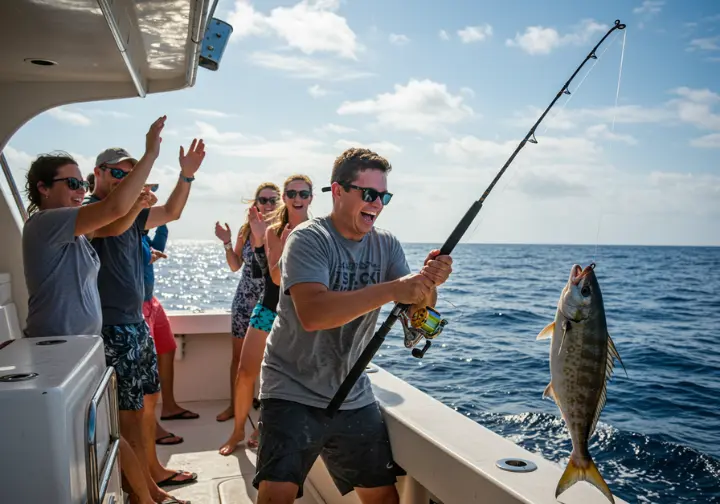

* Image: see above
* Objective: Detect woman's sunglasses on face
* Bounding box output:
[321,184,393,205]
[54,177,90,192]
[257,196,278,205]
[286,189,312,200]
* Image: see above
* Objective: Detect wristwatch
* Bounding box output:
[180,174,195,183]
[223,241,232,251]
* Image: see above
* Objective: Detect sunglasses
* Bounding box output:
[54,177,90,192]
[146,184,159,192]
[257,196,278,205]
[322,184,393,205]
[100,165,130,180]
[285,189,312,200]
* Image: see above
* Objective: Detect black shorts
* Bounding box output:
[252,398,405,498]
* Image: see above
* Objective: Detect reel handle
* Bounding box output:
[412,340,432,358]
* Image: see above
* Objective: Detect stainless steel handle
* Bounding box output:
[85,366,121,504]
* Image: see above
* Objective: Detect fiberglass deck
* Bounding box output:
[152,400,321,504]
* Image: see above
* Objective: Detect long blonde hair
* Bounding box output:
[239,181,280,244]
[268,174,313,237]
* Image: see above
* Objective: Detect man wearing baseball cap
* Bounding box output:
[84,137,206,499]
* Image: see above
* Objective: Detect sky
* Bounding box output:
[3,0,720,246]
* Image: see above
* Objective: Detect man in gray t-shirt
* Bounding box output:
[254,148,453,503]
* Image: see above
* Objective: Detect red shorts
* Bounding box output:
[142,297,177,355]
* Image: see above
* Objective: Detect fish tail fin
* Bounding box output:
[556,451,615,504]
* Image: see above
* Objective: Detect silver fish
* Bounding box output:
[536,263,627,503]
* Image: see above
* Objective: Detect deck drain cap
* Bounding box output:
[496,458,537,473]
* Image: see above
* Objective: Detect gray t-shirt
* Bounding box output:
[22,207,103,338]
[83,195,150,326]
[259,215,411,410]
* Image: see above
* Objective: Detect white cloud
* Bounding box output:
[690,133,720,148]
[334,139,403,154]
[228,0,360,59]
[457,24,493,43]
[336,78,475,135]
[186,108,236,118]
[81,109,131,119]
[46,107,92,126]
[633,0,664,15]
[247,51,373,81]
[585,124,638,145]
[314,123,356,134]
[389,33,410,46]
[506,19,608,55]
[308,84,328,98]
[194,121,247,143]
[439,29,450,41]
[687,36,720,52]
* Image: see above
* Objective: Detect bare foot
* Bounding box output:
[216,405,234,422]
[247,428,260,450]
[219,429,246,456]
[150,487,189,504]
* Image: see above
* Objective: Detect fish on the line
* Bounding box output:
[536,262,627,504]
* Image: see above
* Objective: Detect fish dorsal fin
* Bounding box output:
[536,321,555,340]
[590,334,628,437]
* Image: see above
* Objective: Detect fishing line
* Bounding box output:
[466,30,624,245]
[611,29,627,132]
[325,19,628,418]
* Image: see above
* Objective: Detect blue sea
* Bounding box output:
[153,242,720,504]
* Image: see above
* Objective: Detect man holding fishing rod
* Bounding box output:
[251,147,453,504]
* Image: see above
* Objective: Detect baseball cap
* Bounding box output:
[95,147,138,167]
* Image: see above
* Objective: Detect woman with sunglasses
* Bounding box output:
[22,116,165,339]
[214,182,280,422]
[219,174,313,455]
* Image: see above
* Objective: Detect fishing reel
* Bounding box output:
[400,306,448,358]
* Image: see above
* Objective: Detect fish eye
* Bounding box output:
[581,285,591,297]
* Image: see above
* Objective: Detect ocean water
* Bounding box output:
[153,242,720,504]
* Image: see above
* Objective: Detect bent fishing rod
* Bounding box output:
[325,19,627,417]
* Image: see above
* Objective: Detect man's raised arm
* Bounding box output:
[145,138,205,230]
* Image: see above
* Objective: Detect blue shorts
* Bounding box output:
[249,304,277,333]
[101,322,161,411]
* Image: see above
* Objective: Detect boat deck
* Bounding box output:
[152,400,321,504]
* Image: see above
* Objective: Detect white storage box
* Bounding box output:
[0,335,122,504]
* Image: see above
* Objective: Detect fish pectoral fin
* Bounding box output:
[607,333,628,379]
[542,382,558,404]
[556,452,615,504]
[536,321,555,340]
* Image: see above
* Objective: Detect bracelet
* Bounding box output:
[180,174,195,183]
[223,240,232,251]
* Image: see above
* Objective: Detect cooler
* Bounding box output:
[0,335,122,504]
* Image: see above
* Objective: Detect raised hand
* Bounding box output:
[145,115,166,160]
[150,249,167,264]
[179,138,206,178]
[134,189,158,210]
[420,249,453,286]
[248,206,267,246]
[280,223,293,248]
[215,221,232,244]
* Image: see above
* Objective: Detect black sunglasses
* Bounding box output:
[257,196,278,205]
[147,184,159,192]
[321,184,393,205]
[286,189,312,200]
[53,177,90,192]
[100,165,130,180]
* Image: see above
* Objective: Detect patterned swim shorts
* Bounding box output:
[249,303,277,333]
[101,321,161,411]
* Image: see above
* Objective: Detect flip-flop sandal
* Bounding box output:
[157,470,198,488]
[161,410,200,421]
[162,498,191,504]
[156,433,184,446]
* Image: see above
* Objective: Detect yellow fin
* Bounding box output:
[536,321,555,340]
[542,382,557,404]
[556,452,615,504]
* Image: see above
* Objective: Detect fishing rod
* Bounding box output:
[325,19,627,418]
